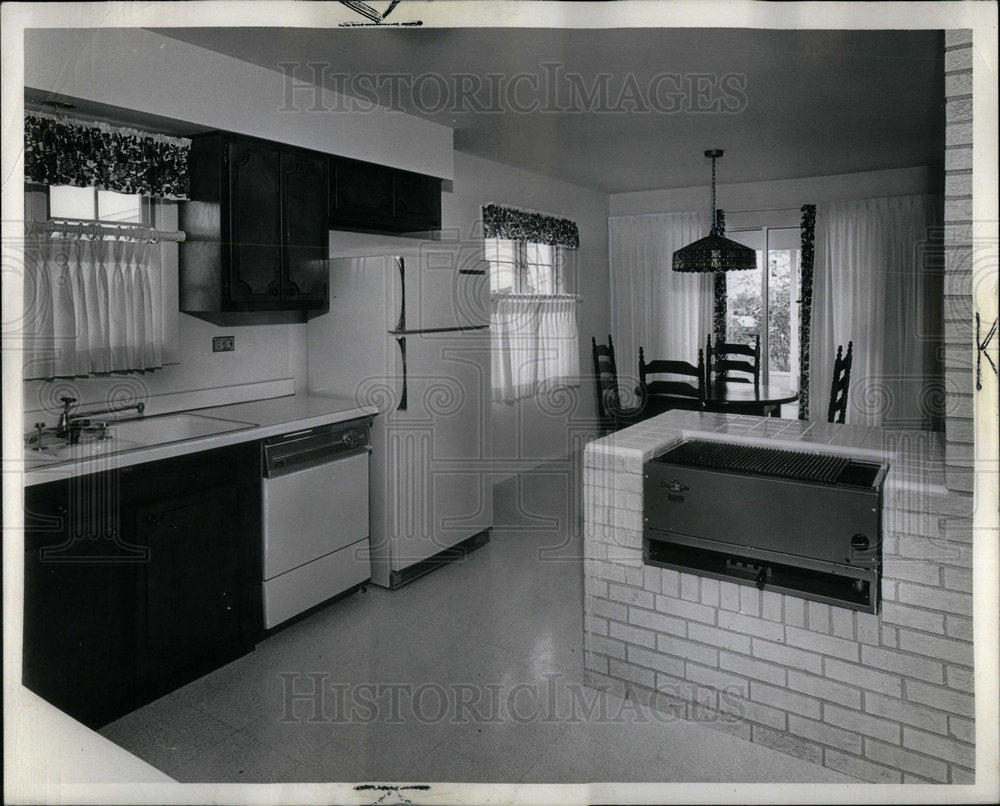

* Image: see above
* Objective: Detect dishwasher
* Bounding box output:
[261,417,372,630]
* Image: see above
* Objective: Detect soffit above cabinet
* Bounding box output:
[24,28,454,180]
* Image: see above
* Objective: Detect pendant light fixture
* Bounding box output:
[672,149,757,273]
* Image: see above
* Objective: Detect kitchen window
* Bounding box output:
[22,112,188,379]
[485,231,580,404]
[48,185,144,223]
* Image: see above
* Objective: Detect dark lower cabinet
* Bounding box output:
[134,485,246,702]
[23,482,135,727]
[22,442,262,729]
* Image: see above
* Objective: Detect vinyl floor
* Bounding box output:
[99,457,858,786]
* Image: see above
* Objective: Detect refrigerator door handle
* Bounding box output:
[394,257,405,332]
[395,335,408,411]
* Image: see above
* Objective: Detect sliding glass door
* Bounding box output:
[725,227,800,387]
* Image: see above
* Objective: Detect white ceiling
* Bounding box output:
[154,26,944,194]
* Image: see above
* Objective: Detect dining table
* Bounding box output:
[703,380,799,417]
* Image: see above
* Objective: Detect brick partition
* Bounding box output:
[583,411,974,784]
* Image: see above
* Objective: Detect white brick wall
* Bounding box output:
[583,405,976,782]
[942,28,975,495]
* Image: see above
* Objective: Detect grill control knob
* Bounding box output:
[851,533,870,551]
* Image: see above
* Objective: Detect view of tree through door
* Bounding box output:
[725,227,800,388]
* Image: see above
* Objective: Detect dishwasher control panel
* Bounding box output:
[262,417,372,478]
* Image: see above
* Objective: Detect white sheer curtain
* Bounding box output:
[811,194,943,428]
[23,231,163,379]
[491,294,580,403]
[609,212,714,399]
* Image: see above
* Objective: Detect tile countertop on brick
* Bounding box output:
[22,394,378,487]
[583,410,974,785]
[586,410,948,495]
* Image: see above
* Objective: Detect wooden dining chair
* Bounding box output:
[592,335,643,433]
[706,333,760,386]
[827,341,853,424]
[638,347,706,413]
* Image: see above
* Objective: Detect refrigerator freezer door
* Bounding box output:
[368,329,493,586]
[399,252,490,331]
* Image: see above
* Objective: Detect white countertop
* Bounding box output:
[23,394,378,487]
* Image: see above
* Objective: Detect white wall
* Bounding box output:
[611,165,942,225]
[330,150,612,480]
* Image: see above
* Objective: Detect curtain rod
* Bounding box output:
[609,206,801,220]
[492,293,583,302]
[28,219,186,243]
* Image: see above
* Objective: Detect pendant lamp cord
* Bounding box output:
[711,154,718,233]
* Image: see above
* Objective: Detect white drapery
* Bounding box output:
[23,232,163,379]
[811,194,943,428]
[609,212,714,399]
[491,294,580,403]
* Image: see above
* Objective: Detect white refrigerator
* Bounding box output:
[307,252,493,588]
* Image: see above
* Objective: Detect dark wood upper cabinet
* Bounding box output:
[281,151,330,303]
[180,132,329,315]
[180,131,442,318]
[330,157,442,233]
[393,170,442,229]
[228,139,283,304]
[332,159,393,224]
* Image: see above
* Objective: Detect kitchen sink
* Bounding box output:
[24,412,259,466]
[103,412,258,444]
[27,437,145,464]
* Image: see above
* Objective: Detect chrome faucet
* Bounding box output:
[61,396,146,423]
[26,396,146,449]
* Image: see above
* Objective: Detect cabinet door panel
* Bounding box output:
[393,172,441,228]
[228,141,282,304]
[22,482,135,728]
[135,484,245,698]
[282,151,329,303]
[333,159,393,222]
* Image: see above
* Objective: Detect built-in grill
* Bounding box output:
[643,440,887,613]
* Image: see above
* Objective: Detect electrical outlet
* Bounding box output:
[212,336,235,352]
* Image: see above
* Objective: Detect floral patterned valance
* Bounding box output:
[25,112,191,200]
[482,203,579,249]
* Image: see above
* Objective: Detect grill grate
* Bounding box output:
[657,440,850,485]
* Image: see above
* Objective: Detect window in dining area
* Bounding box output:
[723,226,801,390]
[483,204,580,404]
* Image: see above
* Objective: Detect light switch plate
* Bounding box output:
[212,336,235,352]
